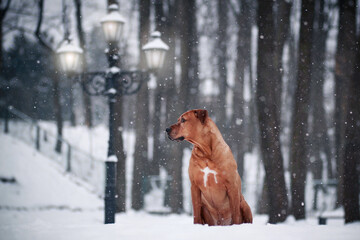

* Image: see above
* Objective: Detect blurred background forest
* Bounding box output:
[0,0,359,224]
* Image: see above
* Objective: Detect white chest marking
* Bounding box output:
[201,167,218,187]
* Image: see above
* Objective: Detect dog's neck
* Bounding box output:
[188,118,227,160]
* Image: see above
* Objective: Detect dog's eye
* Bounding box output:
[181,118,186,123]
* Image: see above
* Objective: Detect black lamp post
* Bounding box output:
[56,4,169,224]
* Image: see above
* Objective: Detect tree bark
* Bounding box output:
[53,70,63,153]
[216,0,228,136]
[257,178,269,214]
[74,0,92,128]
[335,0,357,208]
[274,0,291,116]
[166,0,200,213]
[309,0,333,181]
[230,0,252,179]
[132,0,150,211]
[69,84,76,126]
[151,0,166,176]
[335,0,358,220]
[258,0,291,214]
[35,0,63,153]
[113,96,126,212]
[161,0,181,211]
[0,19,3,74]
[256,0,289,223]
[343,32,360,224]
[0,0,12,73]
[180,0,199,111]
[245,0,258,155]
[290,0,315,220]
[283,27,298,160]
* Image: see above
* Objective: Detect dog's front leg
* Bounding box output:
[191,184,203,224]
[226,185,242,224]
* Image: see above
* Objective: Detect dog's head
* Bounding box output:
[166,109,208,142]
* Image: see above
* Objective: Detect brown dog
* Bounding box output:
[166,109,252,226]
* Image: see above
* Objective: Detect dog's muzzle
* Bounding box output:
[165,128,184,142]
[166,127,173,140]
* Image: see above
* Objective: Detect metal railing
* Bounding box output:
[2,105,105,198]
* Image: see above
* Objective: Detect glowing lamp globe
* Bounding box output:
[100,4,126,44]
[142,31,169,70]
[56,41,83,74]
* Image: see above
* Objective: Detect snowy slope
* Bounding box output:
[1,134,360,240]
[0,134,103,209]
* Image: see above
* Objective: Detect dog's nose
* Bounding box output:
[166,128,171,133]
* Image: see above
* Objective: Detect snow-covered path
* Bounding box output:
[1,134,360,240]
[0,134,103,210]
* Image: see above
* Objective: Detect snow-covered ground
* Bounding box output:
[1,133,360,240]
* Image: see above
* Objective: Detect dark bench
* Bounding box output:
[318,215,344,225]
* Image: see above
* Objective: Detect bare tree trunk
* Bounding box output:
[0,0,11,117]
[257,0,289,223]
[0,19,2,74]
[246,0,258,154]
[168,0,197,214]
[53,70,63,153]
[151,0,166,176]
[274,0,291,116]
[216,0,228,135]
[74,0,92,128]
[290,0,315,220]
[180,0,199,110]
[0,1,9,73]
[230,0,251,179]
[69,84,76,126]
[132,86,149,210]
[166,0,199,214]
[132,0,150,211]
[257,178,269,214]
[35,0,63,153]
[162,0,180,210]
[113,96,126,212]
[258,0,292,214]
[309,0,333,181]
[343,32,360,224]
[0,0,11,73]
[283,29,298,155]
[335,0,357,208]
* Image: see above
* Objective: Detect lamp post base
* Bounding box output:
[104,160,117,224]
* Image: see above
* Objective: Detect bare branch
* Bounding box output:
[73,0,85,47]
[3,25,34,36]
[225,0,239,19]
[0,0,12,20]
[73,0,87,71]
[7,8,36,17]
[34,0,54,53]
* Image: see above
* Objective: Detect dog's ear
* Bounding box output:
[194,109,208,124]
